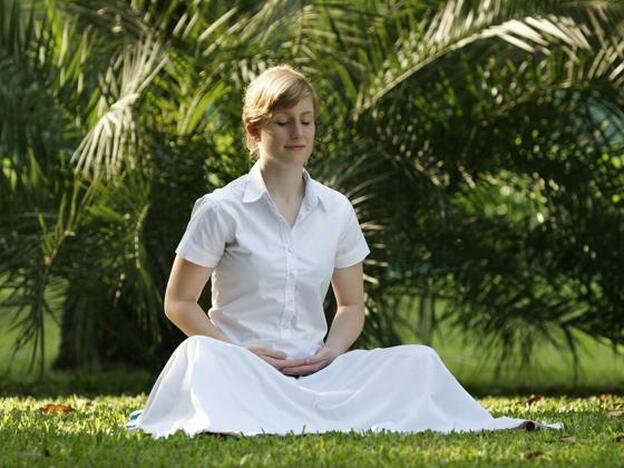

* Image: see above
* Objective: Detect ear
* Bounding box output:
[245,122,261,141]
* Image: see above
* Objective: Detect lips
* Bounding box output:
[285,145,306,152]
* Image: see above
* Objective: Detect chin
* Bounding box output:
[283,154,309,164]
[265,152,310,167]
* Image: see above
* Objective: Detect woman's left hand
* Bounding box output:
[280,345,340,377]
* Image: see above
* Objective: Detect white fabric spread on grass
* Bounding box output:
[127,336,562,438]
[126,161,562,438]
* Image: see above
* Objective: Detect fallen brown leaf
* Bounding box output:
[560,436,577,443]
[526,394,544,407]
[40,403,74,414]
[608,410,623,418]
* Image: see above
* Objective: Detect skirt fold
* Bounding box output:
[128,337,563,438]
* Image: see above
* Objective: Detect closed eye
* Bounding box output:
[276,120,313,126]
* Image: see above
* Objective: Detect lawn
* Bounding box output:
[1,299,624,466]
[1,393,623,466]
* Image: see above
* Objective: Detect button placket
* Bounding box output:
[282,231,296,328]
[264,194,303,330]
[273,202,291,333]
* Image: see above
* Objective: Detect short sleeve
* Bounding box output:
[334,201,370,269]
[175,195,232,268]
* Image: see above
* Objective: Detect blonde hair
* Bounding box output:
[242,64,319,156]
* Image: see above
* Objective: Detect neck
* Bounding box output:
[259,159,305,205]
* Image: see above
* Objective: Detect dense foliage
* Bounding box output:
[1,0,623,375]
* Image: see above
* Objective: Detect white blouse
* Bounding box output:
[175,160,370,359]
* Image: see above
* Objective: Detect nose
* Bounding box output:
[291,121,304,138]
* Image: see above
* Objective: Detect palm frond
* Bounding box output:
[70,34,167,179]
[355,1,599,116]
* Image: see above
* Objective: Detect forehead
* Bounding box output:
[272,96,314,115]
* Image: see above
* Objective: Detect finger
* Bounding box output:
[274,357,308,369]
[302,352,331,364]
[282,360,330,375]
[283,354,328,370]
[251,350,315,370]
[259,348,288,360]
[260,356,308,370]
[282,365,325,376]
[249,347,288,359]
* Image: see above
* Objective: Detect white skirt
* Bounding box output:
[126,336,562,438]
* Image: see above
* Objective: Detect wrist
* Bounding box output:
[323,343,343,360]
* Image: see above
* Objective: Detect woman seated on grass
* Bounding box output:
[127,65,561,438]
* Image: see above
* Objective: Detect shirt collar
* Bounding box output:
[242,159,328,211]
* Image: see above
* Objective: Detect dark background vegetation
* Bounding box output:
[1,0,623,383]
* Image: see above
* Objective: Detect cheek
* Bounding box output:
[266,127,287,140]
[260,130,279,147]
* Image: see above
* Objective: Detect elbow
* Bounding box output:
[339,303,365,326]
[163,295,178,320]
[164,296,197,322]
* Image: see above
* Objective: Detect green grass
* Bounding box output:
[430,327,624,395]
[0,312,61,380]
[393,297,624,395]
[1,394,623,466]
[2,295,624,466]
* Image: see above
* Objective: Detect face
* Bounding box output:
[250,95,315,168]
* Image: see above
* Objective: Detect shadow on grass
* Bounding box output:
[0,369,157,398]
[466,383,624,398]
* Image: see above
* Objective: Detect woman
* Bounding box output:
[127,65,561,438]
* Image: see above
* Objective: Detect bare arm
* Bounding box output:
[164,255,230,342]
[164,254,307,369]
[280,261,366,376]
[324,261,366,354]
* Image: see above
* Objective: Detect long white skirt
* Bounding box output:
[126,336,562,438]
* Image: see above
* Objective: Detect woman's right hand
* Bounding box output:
[245,345,306,371]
